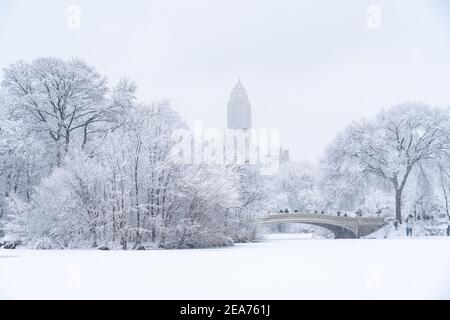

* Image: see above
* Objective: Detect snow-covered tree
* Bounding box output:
[0,91,50,235]
[2,58,108,166]
[2,89,252,249]
[159,164,239,248]
[225,164,265,242]
[274,161,317,212]
[322,103,450,223]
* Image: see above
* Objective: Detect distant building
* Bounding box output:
[225,79,290,169]
[279,148,290,164]
[227,79,252,130]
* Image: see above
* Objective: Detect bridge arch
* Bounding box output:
[260,213,386,239]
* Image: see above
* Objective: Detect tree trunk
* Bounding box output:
[442,181,450,220]
[439,167,450,220]
[91,223,98,248]
[150,190,156,242]
[65,129,70,154]
[395,189,403,224]
[134,153,141,247]
[26,167,31,203]
[56,147,62,167]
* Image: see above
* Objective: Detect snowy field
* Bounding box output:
[1,235,450,300]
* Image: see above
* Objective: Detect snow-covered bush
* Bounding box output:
[29,236,63,250]
[158,164,240,249]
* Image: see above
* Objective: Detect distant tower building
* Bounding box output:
[227,79,252,130]
[225,79,290,169]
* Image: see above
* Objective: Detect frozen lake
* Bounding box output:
[1,234,450,299]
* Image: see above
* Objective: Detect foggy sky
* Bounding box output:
[1,0,450,162]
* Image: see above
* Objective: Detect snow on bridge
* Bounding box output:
[260,213,386,238]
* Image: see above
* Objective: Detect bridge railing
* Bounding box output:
[261,213,385,226]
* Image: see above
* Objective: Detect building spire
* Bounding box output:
[235,78,243,89]
[227,79,252,130]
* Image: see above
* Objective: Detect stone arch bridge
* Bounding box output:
[260,213,386,239]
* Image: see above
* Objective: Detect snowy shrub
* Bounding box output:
[158,164,240,249]
[419,221,447,237]
[161,220,234,249]
[2,194,32,244]
[29,236,62,250]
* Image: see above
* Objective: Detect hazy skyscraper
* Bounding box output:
[227,79,252,130]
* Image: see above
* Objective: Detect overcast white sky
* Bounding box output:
[1,0,450,162]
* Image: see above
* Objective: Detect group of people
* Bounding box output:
[277,209,353,217]
[393,215,420,237]
[393,215,450,237]
[278,209,299,214]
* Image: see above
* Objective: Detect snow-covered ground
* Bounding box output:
[367,220,449,239]
[1,235,450,300]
